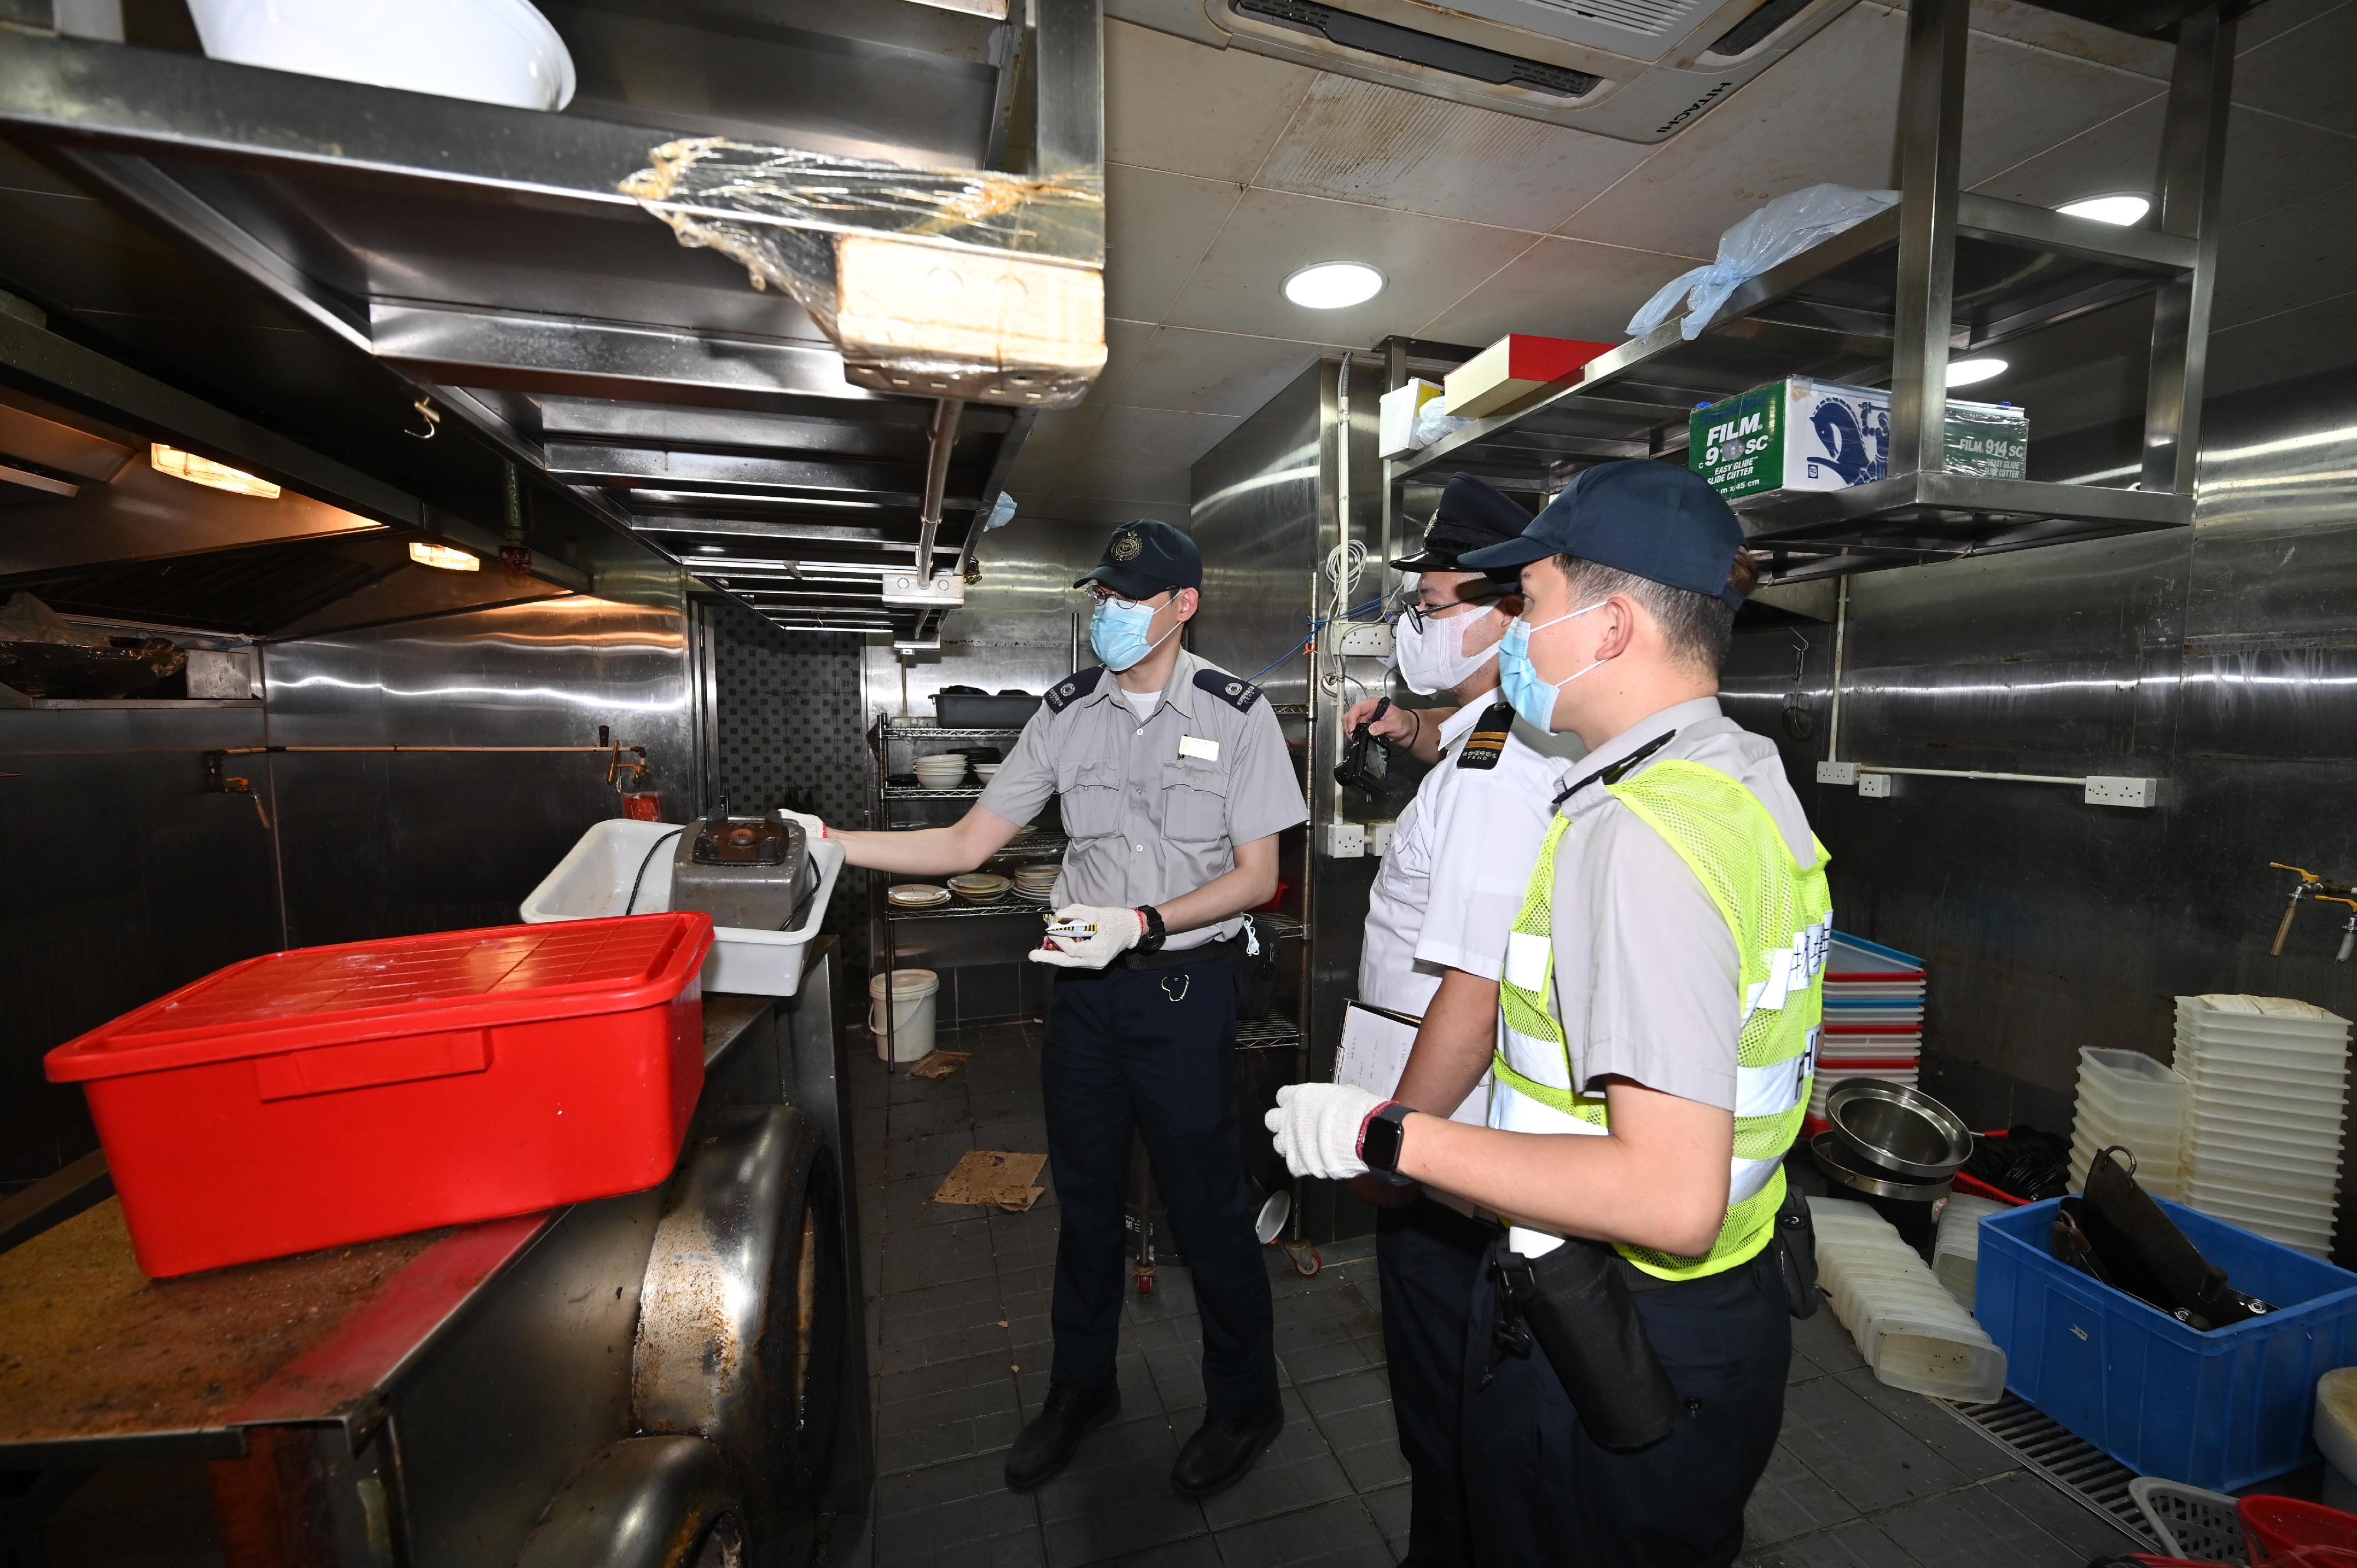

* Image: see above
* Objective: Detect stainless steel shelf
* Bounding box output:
[884,900,1044,922]
[1236,1014,1306,1051]
[882,785,986,799]
[881,726,1028,741]
[1255,913,1306,942]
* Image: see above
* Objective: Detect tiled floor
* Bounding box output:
[839,1022,2143,1568]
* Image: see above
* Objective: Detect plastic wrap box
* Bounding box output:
[1691,378,2026,500]
[1976,1196,2357,1491]
[47,915,715,1277]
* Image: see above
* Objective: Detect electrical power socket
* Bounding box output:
[2084,775,2158,808]
[1321,822,1366,858]
[1366,821,1395,857]
[1857,773,1893,798]
[1335,622,1394,658]
[1815,761,1857,785]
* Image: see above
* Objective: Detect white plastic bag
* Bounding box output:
[1628,184,1899,342]
[1411,394,1468,447]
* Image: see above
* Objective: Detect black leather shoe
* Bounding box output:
[1170,1397,1284,1498]
[1004,1382,1120,1492]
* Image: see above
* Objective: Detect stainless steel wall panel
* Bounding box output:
[1723,362,2357,1254]
[1189,363,1327,712]
[262,596,695,947]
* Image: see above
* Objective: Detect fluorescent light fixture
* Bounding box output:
[408,541,481,572]
[151,443,279,499]
[694,544,726,554]
[1283,261,1385,311]
[1946,357,2007,388]
[2056,193,2150,226]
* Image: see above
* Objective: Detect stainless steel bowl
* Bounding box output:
[1810,1130,1954,1203]
[1825,1080,1973,1180]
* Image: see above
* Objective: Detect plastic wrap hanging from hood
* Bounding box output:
[620,138,1107,409]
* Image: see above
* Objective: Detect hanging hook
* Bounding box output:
[405,396,441,441]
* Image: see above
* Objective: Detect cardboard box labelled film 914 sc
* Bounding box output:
[1689,378,2028,500]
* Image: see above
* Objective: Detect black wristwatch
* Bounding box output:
[1135,904,1166,953]
[1360,1101,1414,1175]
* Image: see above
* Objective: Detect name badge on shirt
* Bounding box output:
[1178,735,1219,761]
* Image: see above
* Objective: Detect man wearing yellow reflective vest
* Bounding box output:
[1263,460,1828,1567]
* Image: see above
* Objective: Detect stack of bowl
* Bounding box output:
[1811,1080,1973,1203]
[912,754,969,790]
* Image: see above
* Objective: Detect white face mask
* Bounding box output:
[1393,602,1501,696]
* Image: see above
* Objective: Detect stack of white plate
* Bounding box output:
[2173,994,2351,1259]
[1011,864,1059,904]
[1811,934,1927,1119]
[2068,1048,2188,1199]
[1810,1196,2006,1401]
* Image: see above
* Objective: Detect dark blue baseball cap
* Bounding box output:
[1457,459,1750,608]
[1075,519,1202,599]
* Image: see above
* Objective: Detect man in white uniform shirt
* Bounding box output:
[1339,475,1584,1567]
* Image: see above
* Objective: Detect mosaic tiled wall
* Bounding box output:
[707,601,869,970]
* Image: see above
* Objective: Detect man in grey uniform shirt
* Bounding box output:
[800,520,1309,1499]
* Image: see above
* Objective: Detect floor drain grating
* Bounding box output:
[1950,1395,2157,1546]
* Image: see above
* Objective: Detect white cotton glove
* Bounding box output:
[774,808,828,840]
[1027,904,1146,969]
[1265,1083,1388,1181]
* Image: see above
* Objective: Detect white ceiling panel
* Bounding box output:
[1005,455,1193,504]
[1102,163,1245,323]
[1104,18,1316,183]
[2210,177,2357,329]
[2231,1,2357,135]
[1415,236,1700,346]
[1554,6,2162,258]
[1081,316,1159,410]
[1090,404,1247,467]
[1255,74,1653,234]
[1163,188,1542,344]
[1954,0,2174,74]
[1019,405,1108,465]
[1970,99,2355,231]
[1114,325,1326,417]
[2206,285,2357,396]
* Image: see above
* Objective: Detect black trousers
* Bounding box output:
[1377,1197,1495,1567]
[1460,1242,1791,1568]
[1041,953,1277,1420]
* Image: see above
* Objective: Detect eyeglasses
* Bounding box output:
[1082,585,1174,608]
[1391,584,1508,632]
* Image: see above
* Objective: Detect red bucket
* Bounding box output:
[2243,1497,2357,1568]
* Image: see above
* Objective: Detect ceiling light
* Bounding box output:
[694,544,726,554]
[151,443,279,499]
[408,541,481,572]
[2056,193,2150,226]
[1946,357,2007,388]
[1283,261,1385,311]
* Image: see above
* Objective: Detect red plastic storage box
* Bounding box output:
[47,913,715,1277]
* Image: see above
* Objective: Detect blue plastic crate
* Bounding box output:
[1976,1197,2357,1491]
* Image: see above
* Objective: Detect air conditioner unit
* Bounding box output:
[1108,0,1860,142]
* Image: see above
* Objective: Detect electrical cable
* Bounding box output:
[623,828,685,915]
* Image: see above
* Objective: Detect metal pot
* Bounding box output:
[1825,1079,1973,1180]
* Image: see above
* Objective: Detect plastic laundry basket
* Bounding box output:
[2243,1497,2357,1567]
[870,969,940,1064]
[2130,1478,2246,1564]
[47,913,714,1277]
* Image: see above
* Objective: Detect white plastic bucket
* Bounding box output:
[870,969,941,1063]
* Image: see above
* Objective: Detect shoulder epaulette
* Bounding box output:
[1042,666,1105,714]
[1193,668,1265,713]
[1454,701,1516,770]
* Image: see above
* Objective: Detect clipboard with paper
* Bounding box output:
[1334,1001,1491,1128]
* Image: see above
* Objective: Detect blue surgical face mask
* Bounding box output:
[1089,594,1175,672]
[1498,601,1607,730]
